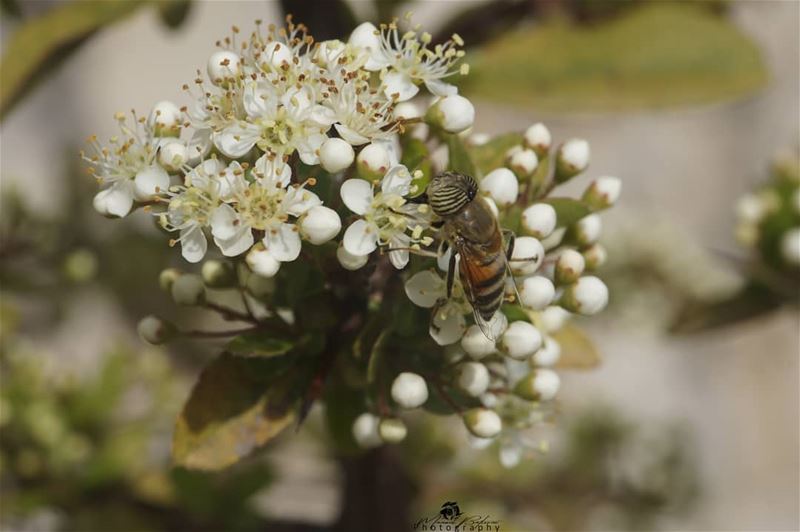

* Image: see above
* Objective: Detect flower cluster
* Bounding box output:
[84,15,619,470]
[735,153,800,270]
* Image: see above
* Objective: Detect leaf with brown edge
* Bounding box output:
[172,354,310,471]
[552,323,601,370]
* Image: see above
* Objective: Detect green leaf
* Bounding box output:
[463,3,767,111]
[470,132,521,176]
[172,354,310,470]
[543,197,594,228]
[157,0,192,29]
[445,134,478,177]
[501,304,532,323]
[670,283,781,334]
[225,332,294,358]
[552,323,601,370]
[0,0,146,120]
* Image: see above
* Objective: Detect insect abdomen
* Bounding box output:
[463,251,506,321]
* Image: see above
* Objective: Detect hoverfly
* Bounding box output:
[424,171,536,340]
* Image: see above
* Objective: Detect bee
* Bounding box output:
[426,171,533,340]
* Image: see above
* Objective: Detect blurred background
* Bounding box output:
[0,1,798,530]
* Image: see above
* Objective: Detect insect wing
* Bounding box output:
[457,244,504,341]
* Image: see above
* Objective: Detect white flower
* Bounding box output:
[572,213,602,246]
[509,148,538,177]
[519,276,555,310]
[480,168,518,206]
[321,69,397,145]
[391,372,428,408]
[319,137,355,173]
[514,369,560,401]
[561,276,609,315]
[348,22,382,71]
[521,203,557,239]
[555,249,585,285]
[457,362,490,397]
[428,94,475,134]
[300,206,342,245]
[341,165,433,269]
[137,315,175,345]
[509,236,544,276]
[523,123,551,156]
[210,204,256,257]
[461,324,497,359]
[171,273,205,306]
[501,321,543,360]
[352,413,382,448]
[463,408,502,438]
[207,50,241,86]
[216,84,333,162]
[583,176,622,209]
[378,418,408,443]
[368,23,467,101]
[337,244,369,270]
[404,269,470,345]
[556,138,590,180]
[147,100,182,137]
[781,227,800,265]
[532,337,561,367]
[246,247,281,278]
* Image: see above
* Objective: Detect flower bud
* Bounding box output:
[356,142,391,181]
[460,324,497,359]
[582,243,607,270]
[426,95,475,134]
[479,168,518,206]
[246,247,281,278]
[555,138,590,182]
[171,273,205,306]
[463,408,502,438]
[501,321,543,360]
[301,205,342,244]
[207,50,241,86]
[560,276,608,315]
[571,213,602,246]
[514,369,560,401]
[337,243,369,270]
[319,137,355,173]
[519,276,555,310]
[508,148,538,178]
[352,413,382,448]
[555,249,585,285]
[148,100,182,137]
[391,372,428,409]
[137,315,176,345]
[263,41,292,69]
[540,305,570,333]
[521,203,557,239]
[509,236,544,276]
[456,362,491,397]
[532,337,561,367]
[158,140,188,172]
[201,260,236,288]
[394,101,422,120]
[159,268,182,292]
[781,227,800,265]
[523,123,551,158]
[378,418,408,444]
[582,176,621,210]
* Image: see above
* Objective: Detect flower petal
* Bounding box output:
[186,128,212,165]
[133,164,170,200]
[424,78,458,97]
[340,179,373,215]
[430,307,466,345]
[254,154,292,188]
[215,226,254,257]
[343,219,378,256]
[210,204,240,240]
[388,233,409,269]
[180,225,207,263]
[243,82,272,117]
[264,223,302,262]
[297,132,327,165]
[214,123,259,158]
[383,71,419,102]
[283,187,322,217]
[334,124,370,146]
[404,270,443,308]
[380,164,412,196]
[104,181,135,218]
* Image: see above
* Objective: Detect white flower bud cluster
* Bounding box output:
[733,159,800,268]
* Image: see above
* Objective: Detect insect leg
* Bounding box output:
[503,229,515,261]
[446,250,456,299]
[381,246,440,258]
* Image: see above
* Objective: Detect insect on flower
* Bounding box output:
[420,172,540,340]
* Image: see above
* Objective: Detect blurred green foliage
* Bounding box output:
[463,3,767,111]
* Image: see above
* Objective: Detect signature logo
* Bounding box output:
[413,500,501,532]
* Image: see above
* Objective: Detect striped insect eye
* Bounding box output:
[429,172,478,217]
